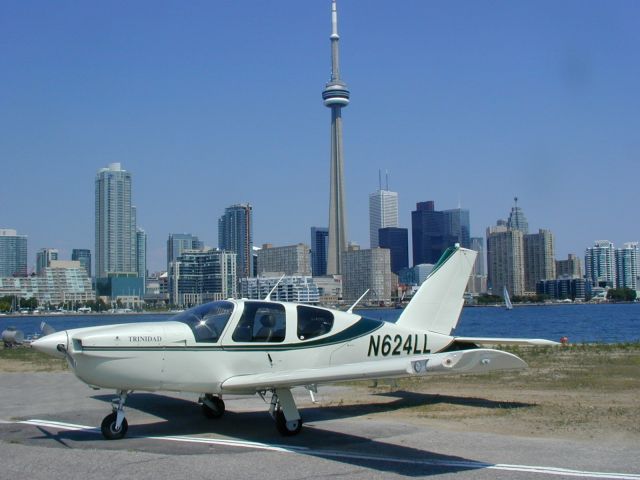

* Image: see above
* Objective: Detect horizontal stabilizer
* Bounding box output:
[454,337,560,346]
[220,349,527,392]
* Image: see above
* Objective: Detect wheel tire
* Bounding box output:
[275,409,302,436]
[101,412,128,440]
[202,395,225,419]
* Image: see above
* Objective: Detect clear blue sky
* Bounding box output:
[1,1,638,273]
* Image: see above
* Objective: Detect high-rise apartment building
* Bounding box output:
[257,244,311,276]
[310,227,329,276]
[369,188,398,248]
[169,249,237,307]
[341,248,392,303]
[167,234,203,273]
[95,163,137,278]
[555,254,582,279]
[36,248,58,275]
[585,240,616,288]
[468,236,487,294]
[136,228,147,291]
[507,197,529,234]
[0,229,27,277]
[378,227,408,275]
[411,201,470,266]
[218,203,253,279]
[523,229,556,293]
[616,242,638,290]
[72,249,92,278]
[486,224,525,297]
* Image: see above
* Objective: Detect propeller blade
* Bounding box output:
[40,321,56,337]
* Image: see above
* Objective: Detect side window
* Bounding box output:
[232,302,286,343]
[297,306,334,340]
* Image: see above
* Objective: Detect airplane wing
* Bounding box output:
[453,337,559,346]
[220,348,526,393]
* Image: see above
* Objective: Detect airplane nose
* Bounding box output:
[31,331,68,359]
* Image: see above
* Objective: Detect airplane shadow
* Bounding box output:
[22,390,533,477]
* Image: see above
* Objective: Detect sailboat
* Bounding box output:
[503,286,513,310]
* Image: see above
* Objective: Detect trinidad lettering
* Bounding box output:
[129,336,162,342]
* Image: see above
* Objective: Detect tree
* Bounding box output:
[607,288,637,302]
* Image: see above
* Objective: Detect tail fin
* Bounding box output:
[396,246,476,335]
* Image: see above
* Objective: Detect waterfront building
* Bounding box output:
[0,229,27,277]
[369,184,398,248]
[310,227,329,277]
[239,276,319,304]
[507,197,529,234]
[537,277,591,301]
[323,0,350,275]
[523,229,556,293]
[218,203,253,279]
[413,264,435,286]
[312,275,342,303]
[556,254,582,279]
[486,223,525,297]
[0,260,94,306]
[71,249,91,278]
[36,248,58,275]
[378,227,408,274]
[169,249,236,307]
[167,233,204,274]
[257,243,311,277]
[341,248,392,304]
[411,201,469,266]
[616,242,638,290]
[585,240,616,288]
[95,163,138,278]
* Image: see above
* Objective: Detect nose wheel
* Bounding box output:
[101,390,129,440]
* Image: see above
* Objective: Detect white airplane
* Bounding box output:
[32,246,556,439]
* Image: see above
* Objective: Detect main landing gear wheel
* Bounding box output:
[101,412,128,440]
[202,394,225,419]
[274,409,302,436]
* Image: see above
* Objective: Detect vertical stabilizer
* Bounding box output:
[397,246,476,335]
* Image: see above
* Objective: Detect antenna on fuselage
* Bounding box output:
[264,274,286,301]
[346,289,369,314]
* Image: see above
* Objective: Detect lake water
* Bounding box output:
[1,303,639,344]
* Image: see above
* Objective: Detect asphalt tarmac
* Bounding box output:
[0,372,638,480]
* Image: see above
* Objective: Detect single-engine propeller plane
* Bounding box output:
[32,246,556,439]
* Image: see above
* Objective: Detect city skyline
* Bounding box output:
[2,1,638,272]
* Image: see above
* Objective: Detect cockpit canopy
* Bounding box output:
[172,301,234,343]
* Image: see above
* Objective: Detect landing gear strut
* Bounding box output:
[200,393,225,419]
[101,390,129,440]
[269,388,302,436]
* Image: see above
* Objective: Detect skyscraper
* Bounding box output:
[257,244,311,277]
[585,240,616,288]
[36,248,58,275]
[323,0,350,275]
[411,201,466,266]
[615,242,638,290]
[136,228,147,282]
[555,254,582,279]
[369,178,398,248]
[523,229,556,292]
[218,203,253,279]
[71,249,92,278]
[167,233,204,273]
[378,227,408,275]
[310,227,329,276]
[486,223,525,297]
[0,229,27,277]
[95,163,137,278]
[507,197,529,234]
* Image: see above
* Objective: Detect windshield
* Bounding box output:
[172,301,235,343]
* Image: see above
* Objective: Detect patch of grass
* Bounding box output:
[0,345,67,371]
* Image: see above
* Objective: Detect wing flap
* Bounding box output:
[220,349,527,392]
[454,337,560,346]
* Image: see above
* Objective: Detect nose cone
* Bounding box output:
[31,331,68,359]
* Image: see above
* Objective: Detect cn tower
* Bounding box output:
[323,0,350,275]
